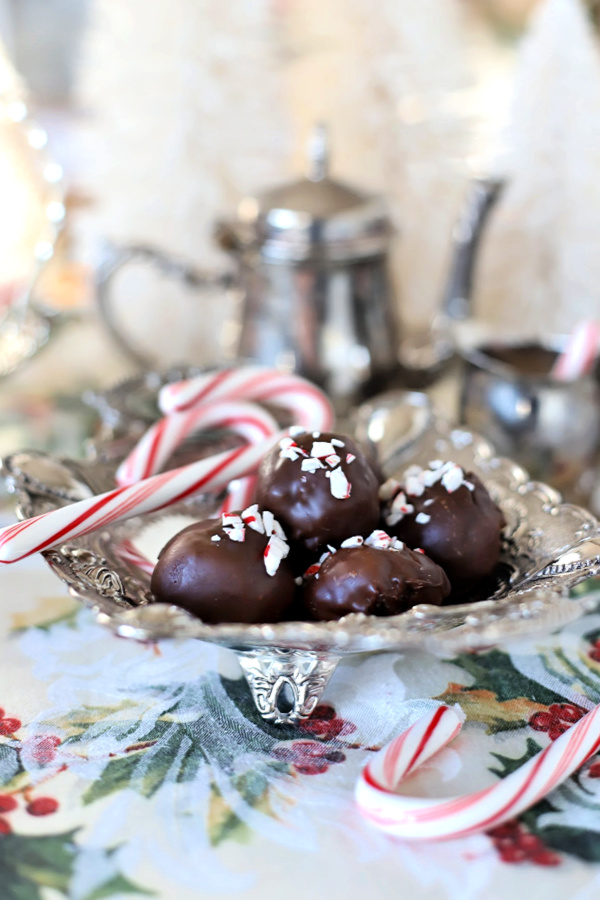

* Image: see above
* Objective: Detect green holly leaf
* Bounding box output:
[446,650,565,705]
[83,872,155,900]
[0,830,77,899]
[0,744,21,787]
[489,737,543,778]
[526,823,600,862]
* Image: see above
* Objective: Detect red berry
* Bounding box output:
[26,797,58,816]
[556,704,586,723]
[529,711,556,732]
[295,762,329,775]
[495,837,517,851]
[588,761,600,778]
[0,795,17,813]
[532,849,561,867]
[548,723,569,742]
[518,833,544,854]
[29,735,61,765]
[488,820,520,839]
[0,718,21,736]
[312,704,336,721]
[589,649,600,662]
[0,817,11,835]
[500,845,527,863]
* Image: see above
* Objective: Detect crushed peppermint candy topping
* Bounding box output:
[301,457,324,473]
[223,508,290,575]
[423,498,434,507]
[378,477,401,501]
[340,535,365,548]
[404,475,425,497]
[264,534,289,576]
[441,466,464,493]
[241,503,265,534]
[402,460,475,497]
[304,530,405,576]
[329,467,351,499]
[294,576,304,586]
[278,433,355,502]
[222,528,245,543]
[211,535,221,542]
[365,529,404,551]
[222,513,245,542]
[278,436,308,461]
[386,490,414,527]
[311,441,337,458]
[415,512,431,524]
[289,426,305,437]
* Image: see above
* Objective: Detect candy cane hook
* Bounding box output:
[356,703,600,840]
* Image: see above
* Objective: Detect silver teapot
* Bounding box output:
[96,127,402,414]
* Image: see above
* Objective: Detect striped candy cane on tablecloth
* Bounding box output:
[356,703,600,840]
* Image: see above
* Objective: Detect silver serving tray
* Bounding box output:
[4,378,600,725]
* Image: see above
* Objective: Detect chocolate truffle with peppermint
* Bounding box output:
[150,506,296,624]
[302,531,450,620]
[255,430,380,553]
[382,461,505,588]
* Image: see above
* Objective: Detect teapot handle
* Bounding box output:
[95,242,233,369]
[442,177,504,321]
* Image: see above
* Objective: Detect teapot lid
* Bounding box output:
[240,125,392,262]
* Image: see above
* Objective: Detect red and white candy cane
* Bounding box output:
[356,702,600,841]
[158,366,334,432]
[116,400,280,513]
[551,319,600,382]
[116,539,155,576]
[0,436,283,564]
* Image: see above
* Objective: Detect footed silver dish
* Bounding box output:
[4,378,600,725]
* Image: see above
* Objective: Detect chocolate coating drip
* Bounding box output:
[151,519,296,624]
[388,471,505,587]
[303,545,450,621]
[255,431,380,553]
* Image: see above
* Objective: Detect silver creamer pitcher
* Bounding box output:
[97,127,401,414]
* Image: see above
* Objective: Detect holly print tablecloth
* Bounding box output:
[4,559,600,900]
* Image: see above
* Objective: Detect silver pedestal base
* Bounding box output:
[237,648,340,725]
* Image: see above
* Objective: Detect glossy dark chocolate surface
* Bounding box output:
[151,519,296,624]
[389,471,505,587]
[303,545,450,620]
[255,431,380,552]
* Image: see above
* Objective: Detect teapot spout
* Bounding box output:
[396,177,504,388]
[442,177,504,322]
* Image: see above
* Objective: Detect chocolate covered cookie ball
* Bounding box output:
[382,461,505,588]
[255,430,380,553]
[302,531,450,621]
[151,506,296,624]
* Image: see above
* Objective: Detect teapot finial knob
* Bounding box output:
[306,123,328,183]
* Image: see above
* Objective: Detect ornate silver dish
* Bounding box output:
[4,377,600,725]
